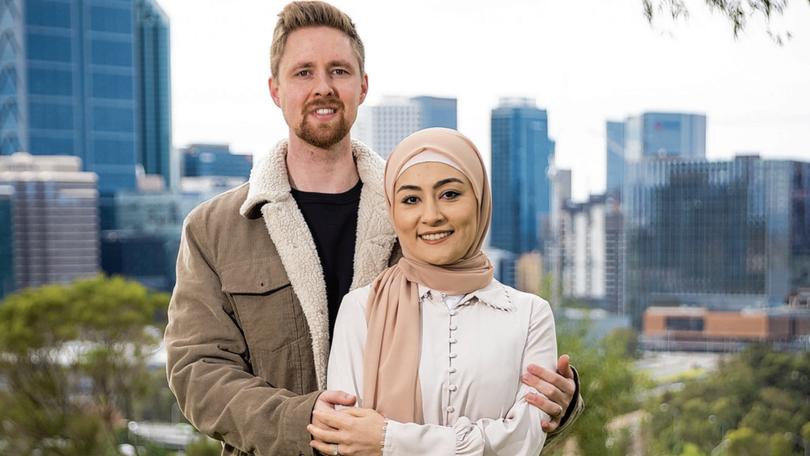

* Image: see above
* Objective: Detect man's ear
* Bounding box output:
[359,73,369,104]
[269,77,281,107]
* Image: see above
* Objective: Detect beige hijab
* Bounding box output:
[362,128,493,423]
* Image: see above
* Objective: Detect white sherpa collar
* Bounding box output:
[240,139,396,389]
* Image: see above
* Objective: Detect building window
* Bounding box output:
[665,316,705,331]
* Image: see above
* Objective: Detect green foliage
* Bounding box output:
[641,0,808,43]
[0,276,170,455]
[185,437,222,456]
[543,320,648,455]
[645,345,810,455]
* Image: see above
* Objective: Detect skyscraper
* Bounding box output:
[606,112,706,197]
[624,112,706,161]
[181,144,253,180]
[0,0,172,193]
[0,185,13,298]
[0,152,98,290]
[605,121,625,196]
[490,97,555,254]
[623,155,810,326]
[353,95,457,157]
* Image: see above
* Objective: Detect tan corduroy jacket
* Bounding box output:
[165,139,583,456]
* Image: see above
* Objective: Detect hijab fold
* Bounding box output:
[362,128,493,423]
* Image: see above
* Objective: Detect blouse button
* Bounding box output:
[449,352,458,359]
[448,385,458,392]
[449,310,457,316]
[448,367,457,374]
[449,324,458,331]
[449,338,457,344]
[447,406,455,413]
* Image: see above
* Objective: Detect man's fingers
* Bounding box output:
[525,392,564,421]
[307,423,342,444]
[310,439,341,455]
[524,364,575,396]
[557,354,573,379]
[318,390,357,407]
[313,409,351,430]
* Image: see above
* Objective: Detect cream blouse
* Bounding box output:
[327,278,557,455]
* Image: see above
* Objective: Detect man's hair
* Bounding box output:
[271,1,365,78]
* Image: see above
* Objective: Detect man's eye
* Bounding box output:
[332,68,348,75]
[295,70,311,77]
[401,196,419,205]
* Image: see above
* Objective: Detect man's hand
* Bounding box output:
[522,354,576,433]
[312,390,357,431]
[308,407,385,456]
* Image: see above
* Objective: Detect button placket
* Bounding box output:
[445,293,458,421]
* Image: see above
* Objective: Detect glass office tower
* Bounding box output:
[623,155,810,326]
[0,0,171,193]
[490,97,555,254]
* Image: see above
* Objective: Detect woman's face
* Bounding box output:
[392,162,478,266]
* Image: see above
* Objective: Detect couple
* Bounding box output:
[164,2,582,455]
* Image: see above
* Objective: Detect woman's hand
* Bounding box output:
[308,407,386,456]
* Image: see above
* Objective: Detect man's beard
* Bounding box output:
[295,100,351,149]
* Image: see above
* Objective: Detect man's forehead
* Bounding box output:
[279,27,358,69]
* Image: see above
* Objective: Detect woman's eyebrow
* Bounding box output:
[397,184,421,193]
[434,177,464,189]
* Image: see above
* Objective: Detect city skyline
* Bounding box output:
[159,0,810,200]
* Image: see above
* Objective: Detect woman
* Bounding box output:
[309,128,557,455]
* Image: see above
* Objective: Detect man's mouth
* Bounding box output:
[419,231,453,241]
[314,107,336,115]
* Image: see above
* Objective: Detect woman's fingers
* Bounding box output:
[307,422,342,444]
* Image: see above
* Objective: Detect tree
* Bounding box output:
[543,322,648,455]
[642,0,809,43]
[645,345,810,455]
[0,276,169,455]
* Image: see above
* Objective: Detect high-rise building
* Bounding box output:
[0,0,172,193]
[354,96,457,157]
[490,97,555,254]
[0,152,98,290]
[560,195,606,307]
[623,155,810,326]
[101,190,200,291]
[135,0,172,187]
[181,144,252,180]
[606,112,705,197]
[605,121,625,196]
[548,164,571,308]
[0,185,13,298]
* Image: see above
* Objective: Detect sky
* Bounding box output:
[158,0,810,200]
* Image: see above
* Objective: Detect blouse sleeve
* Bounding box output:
[383,298,557,456]
[326,287,369,404]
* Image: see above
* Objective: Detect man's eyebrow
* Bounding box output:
[434,177,463,189]
[329,59,356,69]
[289,61,314,70]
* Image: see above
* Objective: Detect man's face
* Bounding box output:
[270,26,368,149]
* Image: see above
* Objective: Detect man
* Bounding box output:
[164,2,582,455]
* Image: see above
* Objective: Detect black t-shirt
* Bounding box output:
[290,181,362,338]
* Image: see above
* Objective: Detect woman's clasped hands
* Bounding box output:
[308,407,386,456]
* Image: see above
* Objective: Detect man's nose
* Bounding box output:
[313,72,335,97]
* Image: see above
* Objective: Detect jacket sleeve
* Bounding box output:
[165,214,319,456]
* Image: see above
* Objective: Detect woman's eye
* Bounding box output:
[442,190,460,200]
[402,196,419,205]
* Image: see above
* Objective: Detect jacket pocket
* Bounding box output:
[220,259,298,357]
